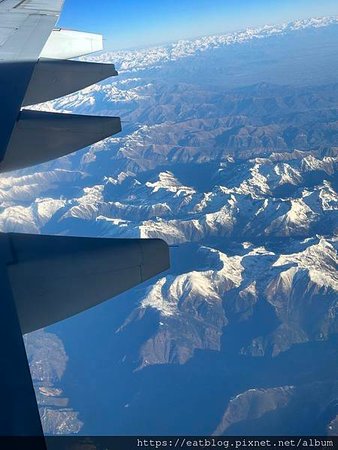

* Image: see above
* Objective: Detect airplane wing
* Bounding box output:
[0,0,120,172]
[0,0,170,442]
[5,233,169,335]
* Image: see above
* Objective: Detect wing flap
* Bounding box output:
[0,110,121,172]
[4,233,170,334]
[23,59,118,106]
[40,29,103,59]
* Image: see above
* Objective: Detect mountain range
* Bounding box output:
[0,16,337,436]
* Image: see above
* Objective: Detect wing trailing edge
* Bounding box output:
[3,233,170,334]
[23,59,118,106]
[0,110,121,172]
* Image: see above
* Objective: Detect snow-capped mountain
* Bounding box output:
[2,151,336,242]
[120,236,337,369]
[1,17,337,435]
[87,16,338,73]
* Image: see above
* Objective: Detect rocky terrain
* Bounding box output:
[0,17,337,435]
[24,331,83,434]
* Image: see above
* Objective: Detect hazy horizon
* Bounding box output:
[58,0,338,50]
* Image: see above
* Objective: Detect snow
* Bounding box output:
[273,238,338,290]
[85,16,338,73]
[140,246,244,317]
[141,277,178,317]
[145,171,194,195]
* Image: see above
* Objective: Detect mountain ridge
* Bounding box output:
[0,18,336,435]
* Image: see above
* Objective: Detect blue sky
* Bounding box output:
[58,0,338,50]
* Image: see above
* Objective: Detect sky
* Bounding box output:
[58,0,338,50]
